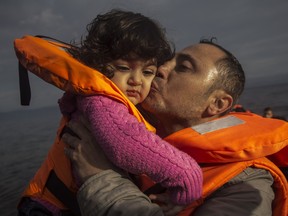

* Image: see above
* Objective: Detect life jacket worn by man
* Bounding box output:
[140,112,288,215]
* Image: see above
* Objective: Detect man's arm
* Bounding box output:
[193,167,274,216]
[78,170,163,216]
[62,116,164,216]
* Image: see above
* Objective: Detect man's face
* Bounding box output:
[264,110,273,118]
[142,43,226,126]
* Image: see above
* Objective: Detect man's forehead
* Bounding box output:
[179,43,226,59]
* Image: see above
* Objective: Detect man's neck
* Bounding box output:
[156,123,185,138]
[157,116,218,138]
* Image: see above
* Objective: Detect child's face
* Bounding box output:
[109,58,157,105]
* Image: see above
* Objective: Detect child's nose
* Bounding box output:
[128,71,142,85]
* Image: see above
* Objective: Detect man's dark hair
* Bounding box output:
[200,38,245,109]
[263,107,272,112]
[67,9,174,78]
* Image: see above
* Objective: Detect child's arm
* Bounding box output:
[77,95,203,205]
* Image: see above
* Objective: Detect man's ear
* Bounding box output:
[207,90,233,116]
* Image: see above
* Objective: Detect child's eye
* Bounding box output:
[116,65,130,71]
[143,69,156,76]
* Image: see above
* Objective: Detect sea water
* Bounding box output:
[0,83,287,216]
[0,107,61,216]
[240,82,288,119]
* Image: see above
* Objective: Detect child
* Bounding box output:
[18,9,202,215]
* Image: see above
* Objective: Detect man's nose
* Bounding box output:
[156,61,172,80]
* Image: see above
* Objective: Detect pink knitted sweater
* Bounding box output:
[59,94,203,205]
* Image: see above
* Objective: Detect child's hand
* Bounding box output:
[149,193,186,216]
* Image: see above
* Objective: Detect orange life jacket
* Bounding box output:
[162,112,288,215]
[15,36,288,215]
[138,113,288,215]
[14,35,155,211]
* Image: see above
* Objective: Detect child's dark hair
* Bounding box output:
[68,9,174,78]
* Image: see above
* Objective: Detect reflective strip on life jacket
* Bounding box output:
[192,115,245,134]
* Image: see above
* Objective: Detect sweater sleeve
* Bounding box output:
[77,95,203,205]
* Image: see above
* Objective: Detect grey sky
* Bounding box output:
[1,0,288,112]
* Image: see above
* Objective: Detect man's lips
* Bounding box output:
[150,82,159,92]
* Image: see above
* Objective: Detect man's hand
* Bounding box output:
[149,193,186,216]
[62,115,115,183]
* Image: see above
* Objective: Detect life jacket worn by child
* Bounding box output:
[14,35,156,215]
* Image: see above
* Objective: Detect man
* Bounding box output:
[263,107,287,121]
[64,40,288,215]
[263,107,274,118]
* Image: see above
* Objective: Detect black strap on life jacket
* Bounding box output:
[19,61,31,105]
[45,126,82,215]
[34,35,73,47]
[46,170,81,216]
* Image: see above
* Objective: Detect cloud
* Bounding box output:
[20,9,63,26]
[1,0,288,113]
